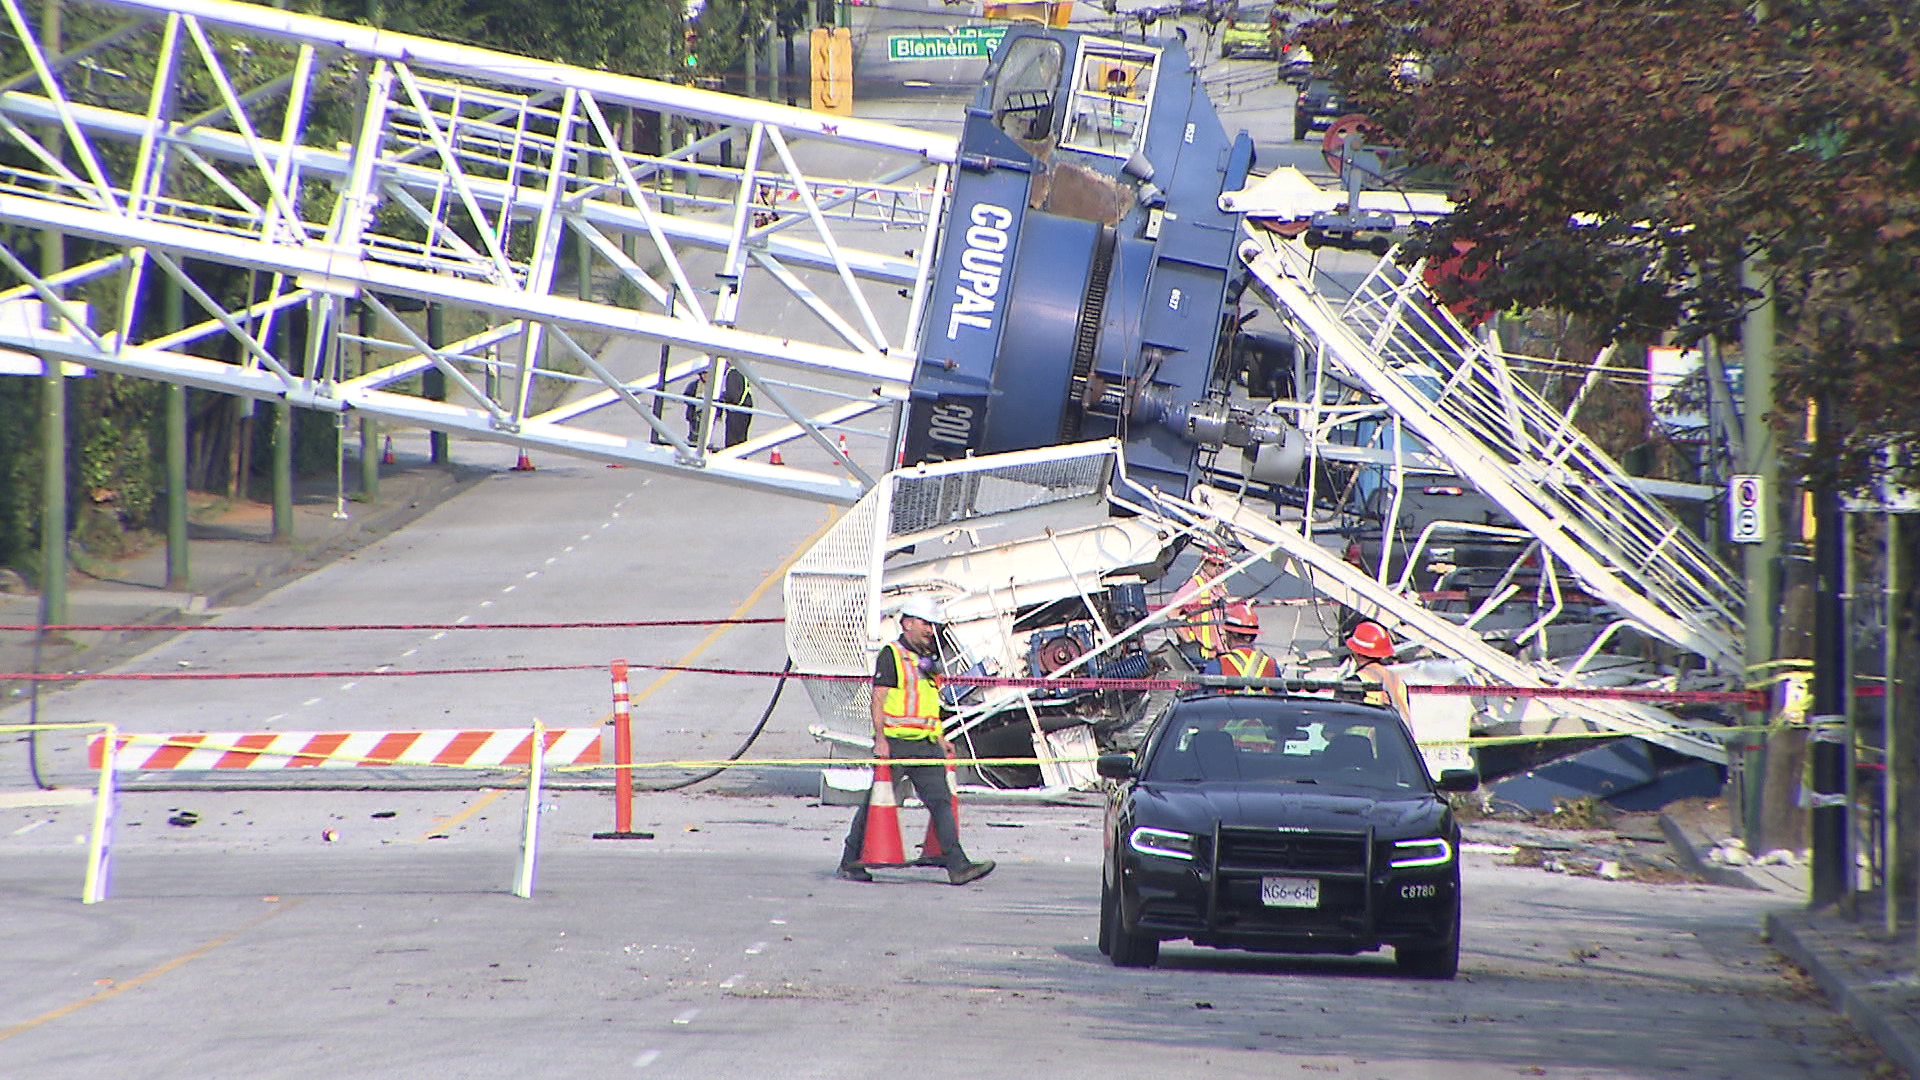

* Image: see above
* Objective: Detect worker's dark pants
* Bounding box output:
[841,737,969,870]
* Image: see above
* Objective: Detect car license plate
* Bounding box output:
[1261,876,1319,908]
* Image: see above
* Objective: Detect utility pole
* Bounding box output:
[1740,257,1783,844]
[426,305,448,464]
[1809,396,1850,907]
[38,0,67,628]
[164,280,189,588]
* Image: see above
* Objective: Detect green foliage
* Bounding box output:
[1306,0,1920,483]
[0,382,44,577]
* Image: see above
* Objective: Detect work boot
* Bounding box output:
[948,860,996,886]
[837,864,873,883]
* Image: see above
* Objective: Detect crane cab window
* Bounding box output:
[988,36,1066,142]
[1061,40,1158,158]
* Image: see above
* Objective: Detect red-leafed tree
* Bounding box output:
[1304,0,1920,867]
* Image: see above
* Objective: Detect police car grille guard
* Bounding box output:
[1205,822,1375,935]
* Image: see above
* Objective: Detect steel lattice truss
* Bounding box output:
[1241,232,1744,680]
[0,0,958,501]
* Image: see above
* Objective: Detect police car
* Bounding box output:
[1096,690,1476,978]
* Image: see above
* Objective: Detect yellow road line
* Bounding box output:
[0,899,299,1044]
[415,788,506,842]
[627,508,840,710]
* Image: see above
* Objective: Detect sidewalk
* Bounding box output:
[0,443,487,700]
[1663,805,1920,1078]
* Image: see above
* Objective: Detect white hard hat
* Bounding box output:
[896,595,946,625]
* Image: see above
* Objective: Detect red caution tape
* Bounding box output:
[0,617,782,634]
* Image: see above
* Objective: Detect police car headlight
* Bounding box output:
[1129,826,1197,861]
[1389,837,1453,868]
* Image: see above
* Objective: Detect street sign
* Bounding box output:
[1729,473,1764,544]
[887,26,1009,62]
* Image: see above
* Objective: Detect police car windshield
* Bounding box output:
[1144,706,1426,790]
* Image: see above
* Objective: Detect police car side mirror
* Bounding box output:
[1096,753,1137,781]
[1436,769,1480,793]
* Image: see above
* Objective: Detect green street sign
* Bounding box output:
[887,26,1009,62]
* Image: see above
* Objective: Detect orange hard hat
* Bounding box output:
[1346,620,1394,659]
[1224,601,1259,634]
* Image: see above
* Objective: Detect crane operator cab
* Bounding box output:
[904,27,1304,502]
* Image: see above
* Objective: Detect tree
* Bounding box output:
[1304,0,1920,868]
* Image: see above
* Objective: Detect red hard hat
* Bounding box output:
[1224,601,1259,634]
[1346,620,1394,659]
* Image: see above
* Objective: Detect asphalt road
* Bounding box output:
[0,788,1875,1079]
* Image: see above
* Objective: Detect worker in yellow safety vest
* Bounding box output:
[1347,619,1413,726]
[1204,601,1280,684]
[838,595,996,886]
[1173,547,1231,665]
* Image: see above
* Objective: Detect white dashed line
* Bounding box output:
[525,571,539,579]
[12,819,50,836]
[671,1009,700,1026]
[302,697,323,707]
[502,585,517,594]
[769,918,787,926]
[479,601,493,609]
[600,522,612,530]
[611,511,620,519]
[744,942,767,955]
[265,714,287,723]
[545,557,558,566]
[563,546,575,554]
[456,615,471,624]
[632,1049,662,1068]
[402,649,418,658]
[431,632,447,641]
[340,682,358,691]
[718,973,744,990]
[374,666,392,673]
[579,533,592,541]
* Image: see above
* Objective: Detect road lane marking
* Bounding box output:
[628,508,840,710]
[430,632,446,641]
[402,649,418,658]
[545,557,558,566]
[340,682,357,691]
[744,941,767,955]
[525,571,539,579]
[0,900,300,1044]
[633,1049,662,1068]
[414,789,504,843]
[479,600,493,609]
[11,819,50,836]
[502,585,516,594]
[719,973,744,989]
[301,697,322,707]
[671,1009,700,1025]
[265,714,287,723]
[456,615,471,624]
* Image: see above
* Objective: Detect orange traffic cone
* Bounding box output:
[918,763,960,864]
[513,450,536,471]
[382,435,396,465]
[858,763,907,867]
[768,447,785,466]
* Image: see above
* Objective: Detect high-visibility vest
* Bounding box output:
[1218,647,1279,683]
[879,641,942,740]
[1358,661,1392,708]
[1174,570,1223,656]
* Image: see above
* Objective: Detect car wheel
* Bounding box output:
[1395,902,1460,979]
[1097,879,1115,956]
[1107,895,1159,968]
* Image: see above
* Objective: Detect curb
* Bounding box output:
[1765,909,1920,1079]
[1657,811,1764,891]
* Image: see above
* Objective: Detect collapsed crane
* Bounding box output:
[0,1,1746,789]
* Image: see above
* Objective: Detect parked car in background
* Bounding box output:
[1293,76,1345,142]
[1278,39,1312,86]
[1220,5,1278,59]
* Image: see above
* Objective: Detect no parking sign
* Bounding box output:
[1729,474,1764,544]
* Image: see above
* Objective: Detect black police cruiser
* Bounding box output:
[1096,690,1477,977]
